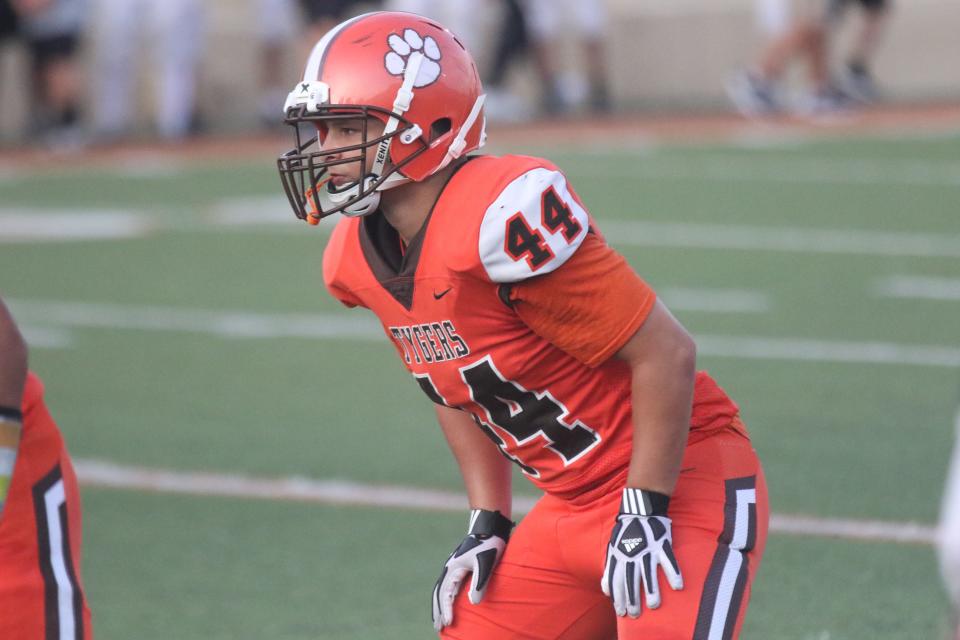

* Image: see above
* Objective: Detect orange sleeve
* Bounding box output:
[508,232,657,367]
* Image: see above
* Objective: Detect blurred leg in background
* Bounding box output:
[525,0,611,116]
[255,0,298,128]
[832,0,892,104]
[90,0,138,141]
[728,0,850,116]
[92,0,204,142]
[150,0,205,140]
[482,0,531,122]
[8,0,87,148]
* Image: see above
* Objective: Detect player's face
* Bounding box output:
[318,116,387,187]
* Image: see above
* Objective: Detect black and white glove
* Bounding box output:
[601,488,683,617]
[432,508,513,632]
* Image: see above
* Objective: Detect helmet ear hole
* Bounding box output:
[429,118,452,141]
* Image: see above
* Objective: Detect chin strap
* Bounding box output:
[368,51,425,192]
[437,94,486,173]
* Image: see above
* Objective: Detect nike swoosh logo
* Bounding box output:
[679,467,697,474]
[433,287,453,300]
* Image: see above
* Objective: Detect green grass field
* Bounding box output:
[2,122,959,639]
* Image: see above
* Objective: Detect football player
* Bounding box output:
[0,296,92,639]
[277,12,768,638]
[941,407,960,639]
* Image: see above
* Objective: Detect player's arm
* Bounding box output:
[507,234,690,617]
[599,301,693,617]
[435,404,513,515]
[431,404,513,632]
[615,300,695,496]
[0,297,28,517]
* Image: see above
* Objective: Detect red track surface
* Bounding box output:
[2,102,959,171]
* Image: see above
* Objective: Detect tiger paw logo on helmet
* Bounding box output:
[384,29,442,88]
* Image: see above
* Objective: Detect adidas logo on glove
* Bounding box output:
[620,537,644,553]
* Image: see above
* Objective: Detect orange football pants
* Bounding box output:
[0,386,92,640]
[441,421,768,640]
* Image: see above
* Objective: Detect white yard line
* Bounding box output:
[19,327,73,349]
[0,211,154,242]
[9,299,383,340]
[599,221,960,259]
[695,334,960,368]
[660,287,771,313]
[4,198,959,261]
[73,458,939,545]
[875,275,960,301]
[11,298,960,367]
[596,156,960,188]
[203,196,960,260]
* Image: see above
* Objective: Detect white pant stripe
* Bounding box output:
[43,479,76,640]
[694,477,758,640]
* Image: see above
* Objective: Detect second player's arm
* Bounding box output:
[615,300,696,496]
[435,404,513,517]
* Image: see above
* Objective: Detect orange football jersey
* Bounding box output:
[323,154,739,500]
[0,372,92,640]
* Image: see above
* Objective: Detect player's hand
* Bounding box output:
[432,508,513,632]
[601,488,683,617]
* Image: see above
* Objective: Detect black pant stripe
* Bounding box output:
[692,475,758,640]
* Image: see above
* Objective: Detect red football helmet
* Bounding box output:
[277,11,487,222]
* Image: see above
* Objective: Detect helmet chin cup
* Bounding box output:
[331,176,382,218]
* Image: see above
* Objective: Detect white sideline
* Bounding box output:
[5,201,960,260]
[73,458,938,546]
[206,203,960,259]
[12,299,960,367]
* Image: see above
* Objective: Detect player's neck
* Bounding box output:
[379,165,457,244]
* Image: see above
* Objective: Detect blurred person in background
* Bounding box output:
[484,0,611,121]
[298,0,381,51]
[0,0,87,148]
[831,0,891,103]
[91,0,205,142]
[255,0,299,129]
[0,296,92,639]
[482,0,531,122]
[524,0,611,115]
[941,406,960,640]
[728,0,891,117]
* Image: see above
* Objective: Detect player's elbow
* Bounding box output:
[670,329,697,381]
